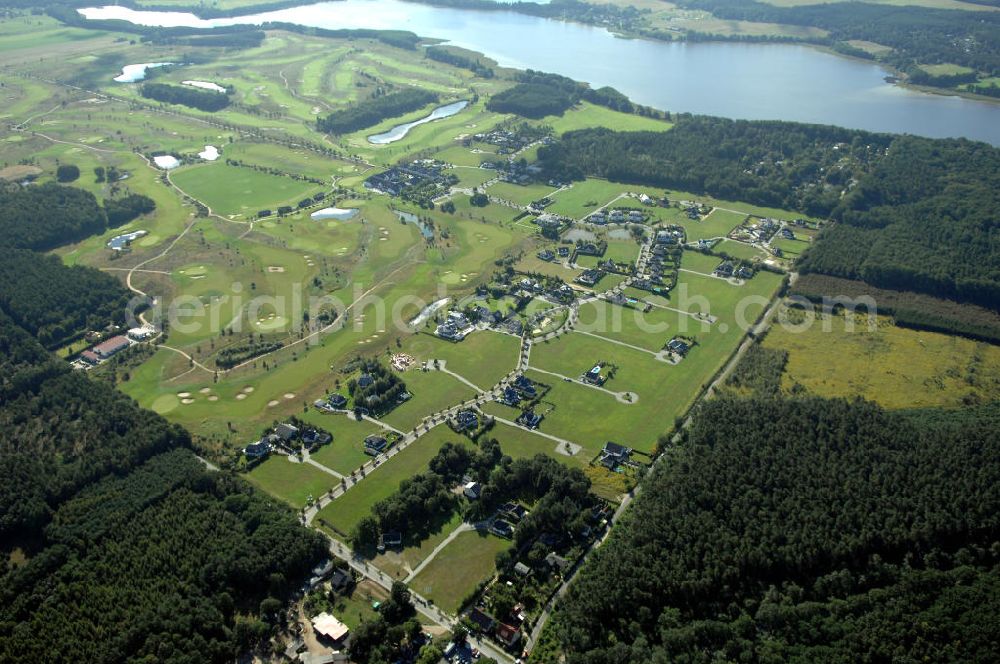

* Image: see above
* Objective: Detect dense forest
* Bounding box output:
[0,302,326,660]
[0,182,106,251]
[317,88,438,134]
[141,81,231,112]
[538,117,889,216]
[672,0,1000,75]
[0,182,156,251]
[799,136,1000,309]
[0,248,136,348]
[552,397,1000,662]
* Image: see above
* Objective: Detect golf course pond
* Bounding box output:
[367,100,469,144]
[311,207,359,221]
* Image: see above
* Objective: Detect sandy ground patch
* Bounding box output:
[177,392,191,398]
[267,266,286,272]
[284,393,295,399]
[268,400,280,407]
[235,393,247,400]
[181,398,195,405]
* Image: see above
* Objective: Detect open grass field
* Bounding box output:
[170,163,325,217]
[763,310,1000,409]
[246,454,340,508]
[487,180,561,207]
[761,0,996,10]
[544,102,674,135]
[409,529,510,613]
[371,512,465,581]
[402,330,521,389]
[302,412,387,475]
[315,427,475,537]
[382,369,477,431]
[716,239,769,261]
[681,208,747,241]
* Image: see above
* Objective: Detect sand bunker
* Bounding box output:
[177,392,191,398]
[283,393,295,399]
[267,266,286,273]
[267,400,280,407]
[199,387,211,394]
[181,398,195,405]
[235,393,247,400]
[208,395,219,402]
[242,386,255,393]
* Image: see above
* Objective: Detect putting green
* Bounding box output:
[151,394,180,414]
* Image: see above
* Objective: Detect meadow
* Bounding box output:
[764,310,1000,409]
[409,530,511,613]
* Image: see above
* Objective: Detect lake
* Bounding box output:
[368,100,469,144]
[81,1,1000,144]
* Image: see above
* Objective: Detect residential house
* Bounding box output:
[513,562,531,577]
[600,441,632,469]
[628,210,644,222]
[490,520,515,538]
[735,265,754,279]
[537,249,555,262]
[244,438,272,459]
[516,410,543,429]
[545,552,571,573]
[378,530,403,552]
[275,422,300,442]
[357,373,374,389]
[638,193,653,206]
[454,409,479,432]
[312,613,350,645]
[469,608,496,633]
[302,429,332,446]
[714,261,734,277]
[364,434,388,455]
[496,622,522,648]
[583,364,604,385]
[513,375,537,398]
[575,269,602,287]
[500,502,529,523]
[499,386,521,407]
[463,481,482,500]
[329,568,354,594]
[80,350,101,365]
[328,394,348,409]
[557,246,570,257]
[667,338,691,356]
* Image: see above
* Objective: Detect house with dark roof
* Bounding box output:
[516,410,543,429]
[575,269,602,287]
[513,375,537,398]
[557,246,570,257]
[490,520,515,538]
[244,438,272,459]
[329,568,354,594]
[302,429,332,446]
[545,552,571,572]
[358,373,374,389]
[328,394,348,409]
[715,261,734,277]
[364,434,388,455]
[583,364,604,385]
[469,608,496,633]
[537,249,555,262]
[378,531,402,552]
[454,409,479,432]
[275,422,299,442]
[600,441,632,469]
[667,338,691,356]
[499,386,521,407]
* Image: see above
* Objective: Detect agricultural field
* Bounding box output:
[763,310,1000,409]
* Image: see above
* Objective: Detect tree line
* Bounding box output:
[549,396,1000,662]
[426,46,494,78]
[0,248,136,349]
[0,270,326,661]
[487,70,645,119]
[317,88,438,134]
[141,81,232,112]
[0,182,155,251]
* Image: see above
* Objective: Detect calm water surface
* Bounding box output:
[81,1,1000,144]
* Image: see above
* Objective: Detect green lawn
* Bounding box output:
[402,330,520,389]
[171,162,324,217]
[371,512,465,581]
[302,411,386,475]
[680,208,747,241]
[245,455,340,508]
[545,102,674,135]
[381,369,477,432]
[717,239,769,261]
[314,427,474,536]
[409,529,510,613]
[487,181,560,207]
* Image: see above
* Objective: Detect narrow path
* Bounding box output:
[573,329,670,361]
[403,522,474,583]
[525,365,637,403]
